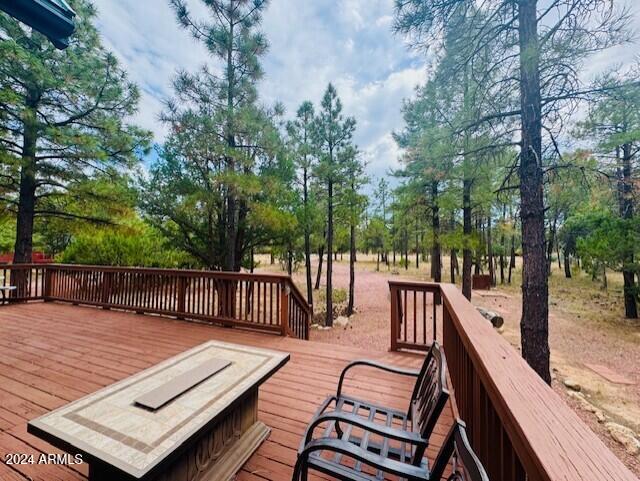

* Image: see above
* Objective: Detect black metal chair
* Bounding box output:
[293,342,450,480]
[293,419,489,481]
[430,420,489,481]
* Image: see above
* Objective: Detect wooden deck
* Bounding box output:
[0,302,453,481]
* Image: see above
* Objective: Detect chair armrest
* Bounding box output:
[294,438,427,481]
[337,360,419,399]
[304,411,426,447]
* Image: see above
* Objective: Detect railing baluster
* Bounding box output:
[403,288,407,342]
[413,290,417,344]
[263,282,268,324]
[0,265,310,339]
[269,282,273,325]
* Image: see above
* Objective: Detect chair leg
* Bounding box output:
[292,456,308,481]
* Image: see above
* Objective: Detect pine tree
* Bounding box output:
[142,0,294,271]
[339,146,367,316]
[287,101,316,307]
[167,0,272,271]
[313,84,356,326]
[394,0,631,383]
[575,69,640,319]
[0,0,149,263]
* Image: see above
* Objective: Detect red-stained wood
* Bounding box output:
[0,302,448,481]
[439,283,637,481]
[0,265,311,341]
[390,280,637,481]
[389,280,440,352]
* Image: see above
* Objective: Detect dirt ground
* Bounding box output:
[257,253,640,475]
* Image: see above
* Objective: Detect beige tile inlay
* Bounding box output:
[28,341,289,478]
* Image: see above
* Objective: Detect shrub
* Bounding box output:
[60,227,194,268]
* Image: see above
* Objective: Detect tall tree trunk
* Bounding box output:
[563,250,571,278]
[326,178,334,327]
[315,237,325,290]
[404,228,409,271]
[234,200,248,271]
[621,143,638,318]
[347,223,355,316]
[546,214,558,276]
[303,167,313,307]
[14,140,37,264]
[518,0,551,383]
[500,205,506,284]
[414,229,419,269]
[509,236,516,283]
[391,210,396,267]
[431,181,441,283]
[13,100,39,265]
[474,217,482,275]
[450,249,457,284]
[462,180,472,299]
[487,215,495,286]
[224,37,237,271]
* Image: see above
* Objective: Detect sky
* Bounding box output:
[92,0,426,183]
[91,0,639,183]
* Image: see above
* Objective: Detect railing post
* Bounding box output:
[101,271,112,309]
[44,267,53,300]
[280,281,290,336]
[390,283,398,351]
[177,276,187,319]
[10,267,26,300]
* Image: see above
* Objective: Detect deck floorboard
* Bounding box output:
[0,302,453,481]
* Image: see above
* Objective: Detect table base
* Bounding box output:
[89,389,268,481]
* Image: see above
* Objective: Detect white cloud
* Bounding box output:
[90,0,640,181]
[91,0,425,177]
[258,0,424,184]
[92,0,210,139]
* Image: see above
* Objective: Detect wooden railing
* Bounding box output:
[0,264,311,340]
[389,280,440,351]
[287,281,310,340]
[1,263,47,301]
[390,280,637,481]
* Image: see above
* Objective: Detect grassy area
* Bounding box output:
[501,261,640,343]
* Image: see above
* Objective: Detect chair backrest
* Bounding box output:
[430,420,490,481]
[409,341,450,441]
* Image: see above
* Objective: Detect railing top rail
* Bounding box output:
[1,264,46,268]
[439,282,637,481]
[13,263,293,281]
[3,262,312,317]
[388,279,440,291]
[286,280,311,313]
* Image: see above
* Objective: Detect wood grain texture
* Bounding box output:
[0,302,443,481]
[0,265,311,340]
[440,282,638,481]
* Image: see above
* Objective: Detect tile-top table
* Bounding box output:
[28,341,290,481]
